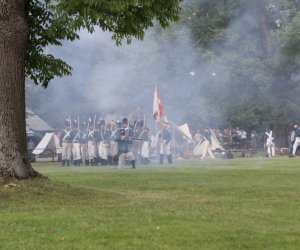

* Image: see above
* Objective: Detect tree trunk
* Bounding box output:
[0,0,39,180]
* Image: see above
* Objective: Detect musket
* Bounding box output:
[93,114,96,131]
[78,115,80,132]
[69,115,72,130]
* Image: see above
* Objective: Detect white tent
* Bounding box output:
[177,123,192,141]
[32,133,62,155]
[193,129,222,156]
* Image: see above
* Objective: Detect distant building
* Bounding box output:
[26,107,55,145]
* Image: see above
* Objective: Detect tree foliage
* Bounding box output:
[178,0,300,135]
[25,0,182,87]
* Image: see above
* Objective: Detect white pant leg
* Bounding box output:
[141,141,149,158]
[109,141,118,157]
[98,141,108,160]
[62,142,72,160]
[72,142,81,161]
[292,138,300,155]
[207,147,215,159]
[88,141,96,160]
[118,153,126,169]
[271,144,275,156]
[201,141,209,160]
[81,144,88,162]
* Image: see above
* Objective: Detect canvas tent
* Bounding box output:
[193,129,223,156]
[32,133,62,156]
[177,123,192,141]
[26,107,55,134]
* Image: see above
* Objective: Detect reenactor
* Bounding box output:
[159,122,173,164]
[265,128,275,157]
[132,120,143,162]
[60,119,73,166]
[88,119,97,165]
[93,121,102,165]
[201,127,215,160]
[97,118,109,165]
[80,121,89,166]
[115,128,136,169]
[108,120,119,165]
[292,124,300,157]
[140,125,150,165]
[71,119,81,166]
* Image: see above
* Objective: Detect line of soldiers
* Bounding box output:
[59,117,151,168]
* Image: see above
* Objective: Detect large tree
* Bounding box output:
[0,0,182,180]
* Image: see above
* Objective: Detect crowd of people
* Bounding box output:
[59,117,173,169]
[192,124,300,159]
[192,126,276,159]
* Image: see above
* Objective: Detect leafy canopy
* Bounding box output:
[26,0,182,87]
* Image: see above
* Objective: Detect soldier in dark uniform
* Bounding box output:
[133,120,143,163]
[60,119,73,166]
[115,128,136,169]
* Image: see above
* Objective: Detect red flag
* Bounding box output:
[153,86,167,122]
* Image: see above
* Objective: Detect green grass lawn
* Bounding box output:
[1,157,300,249]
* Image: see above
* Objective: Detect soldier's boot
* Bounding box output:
[78,160,81,167]
[85,160,89,166]
[131,160,136,169]
[62,160,65,167]
[167,154,173,164]
[159,154,164,164]
[144,158,150,165]
[90,159,94,166]
[140,157,144,165]
[113,156,119,165]
[107,156,112,165]
[73,160,77,166]
[67,160,70,166]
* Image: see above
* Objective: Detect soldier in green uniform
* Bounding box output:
[97,118,109,165]
[80,121,89,166]
[71,119,81,166]
[88,120,97,166]
[108,120,119,165]
[60,119,73,166]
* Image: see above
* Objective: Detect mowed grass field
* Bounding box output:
[1,157,300,249]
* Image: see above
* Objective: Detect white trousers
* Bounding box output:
[109,141,118,157]
[98,141,109,160]
[160,141,171,155]
[81,143,88,162]
[141,141,149,158]
[72,142,81,161]
[88,141,97,160]
[266,141,275,157]
[292,137,300,156]
[201,141,215,160]
[62,142,72,160]
[118,152,135,169]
